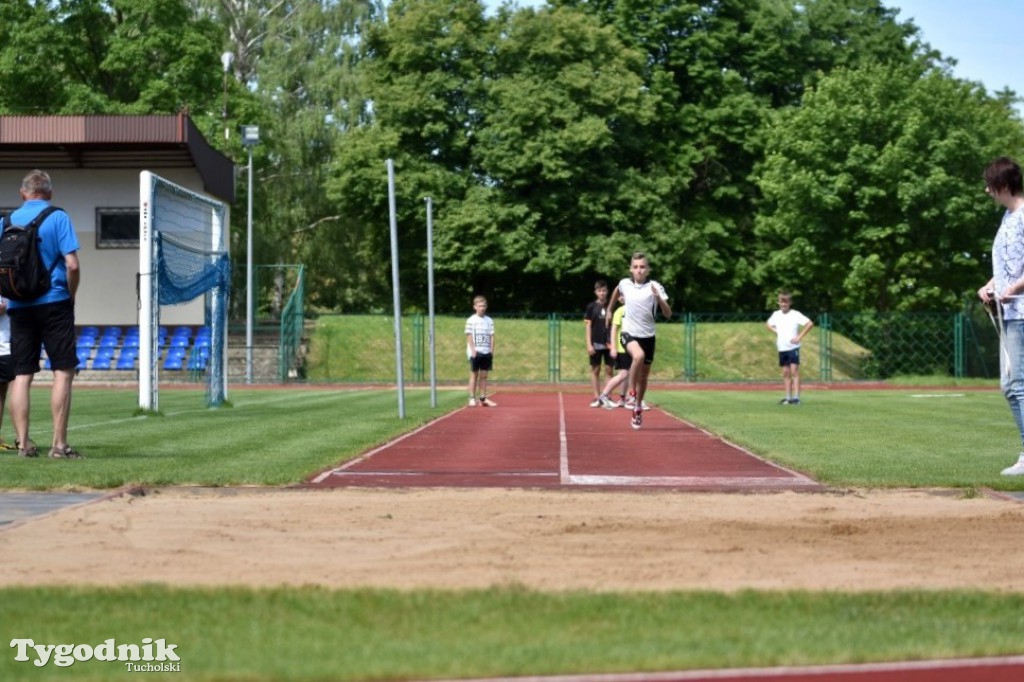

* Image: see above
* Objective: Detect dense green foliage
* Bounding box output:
[1,0,1021,313]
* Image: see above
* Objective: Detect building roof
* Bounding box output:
[0,114,235,203]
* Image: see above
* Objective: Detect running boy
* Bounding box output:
[766,291,814,405]
[607,252,671,429]
[465,295,497,407]
[585,280,613,407]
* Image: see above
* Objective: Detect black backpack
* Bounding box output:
[0,205,62,302]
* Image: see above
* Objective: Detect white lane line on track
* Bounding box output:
[559,392,569,485]
[568,475,820,488]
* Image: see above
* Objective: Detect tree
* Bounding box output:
[754,62,1024,312]
[326,1,672,312]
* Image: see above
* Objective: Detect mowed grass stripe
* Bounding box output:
[2,387,465,489]
[1,587,1022,681]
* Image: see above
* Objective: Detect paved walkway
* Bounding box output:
[0,491,107,529]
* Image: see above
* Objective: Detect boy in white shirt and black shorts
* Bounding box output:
[607,252,671,429]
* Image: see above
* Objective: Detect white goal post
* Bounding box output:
[139,171,230,411]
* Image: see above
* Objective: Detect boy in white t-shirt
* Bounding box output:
[766,291,814,405]
[606,252,671,429]
[0,297,14,449]
[465,295,496,407]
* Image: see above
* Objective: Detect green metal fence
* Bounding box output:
[305,307,998,384]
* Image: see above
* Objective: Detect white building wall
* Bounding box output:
[0,168,231,327]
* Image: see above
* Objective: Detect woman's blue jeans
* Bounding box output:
[1001,320,1024,448]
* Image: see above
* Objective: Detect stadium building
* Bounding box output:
[0,114,235,328]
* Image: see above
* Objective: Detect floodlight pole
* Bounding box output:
[241,125,260,384]
[220,52,234,141]
[425,197,437,408]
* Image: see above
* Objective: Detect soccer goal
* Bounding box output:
[139,171,230,411]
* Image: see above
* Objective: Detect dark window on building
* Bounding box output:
[97,208,139,248]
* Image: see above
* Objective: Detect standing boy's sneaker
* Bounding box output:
[1001,454,1024,476]
[468,397,478,407]
[789,397,801,405]
[480,397,497,407]
[630,409,643,430]
[778,398,790,405]
[589,397,603,408]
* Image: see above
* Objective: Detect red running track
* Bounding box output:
[307,392,821,491]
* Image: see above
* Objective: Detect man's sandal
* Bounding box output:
[48,445,84,460]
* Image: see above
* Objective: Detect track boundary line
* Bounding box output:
[310,407,467,484]
[425,654,1024,682]
[660,410,819,487]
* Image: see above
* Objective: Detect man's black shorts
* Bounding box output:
[9,298,77,375]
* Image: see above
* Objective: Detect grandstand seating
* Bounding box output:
[61,325,214,373]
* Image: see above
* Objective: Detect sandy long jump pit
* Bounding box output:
[1,485,1024,592]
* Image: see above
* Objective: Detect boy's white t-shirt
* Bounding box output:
[616,279,668,338]
[465,314,495,357]
[767,309,811,351]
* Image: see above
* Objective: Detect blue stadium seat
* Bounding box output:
[91,354,112,370]
[116,348,138,370]
[187,351,208,371]
[163,347,186,370]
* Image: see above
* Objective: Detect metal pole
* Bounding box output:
[425,197,437,408]
[245,145,254,384]
[387,159,405,418]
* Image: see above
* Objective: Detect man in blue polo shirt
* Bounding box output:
[6,169,82,459]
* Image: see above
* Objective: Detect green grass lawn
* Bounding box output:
[2,384,1023,680]
[2,587,1022,681]
[652,388,1022,489]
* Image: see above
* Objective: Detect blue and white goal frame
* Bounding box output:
[138,171,230,411]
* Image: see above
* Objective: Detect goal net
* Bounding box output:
[139,171,230,410]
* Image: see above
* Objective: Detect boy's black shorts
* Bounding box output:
[589,347,612,368]
[778,349,801,367]
[9,298,77,375]
[469,352,493,372]
[613,351,632,372]
[620,333,656,365]
[0,355,14,383]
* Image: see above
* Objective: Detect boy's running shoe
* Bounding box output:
[630,409,643,430]
[480,397,498,407]
[789,398,801,405]
[598,395,616,409]
[468,398,478,407]
[589,397,603,408]
[778,398,790,405]
[641,401,651,411]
